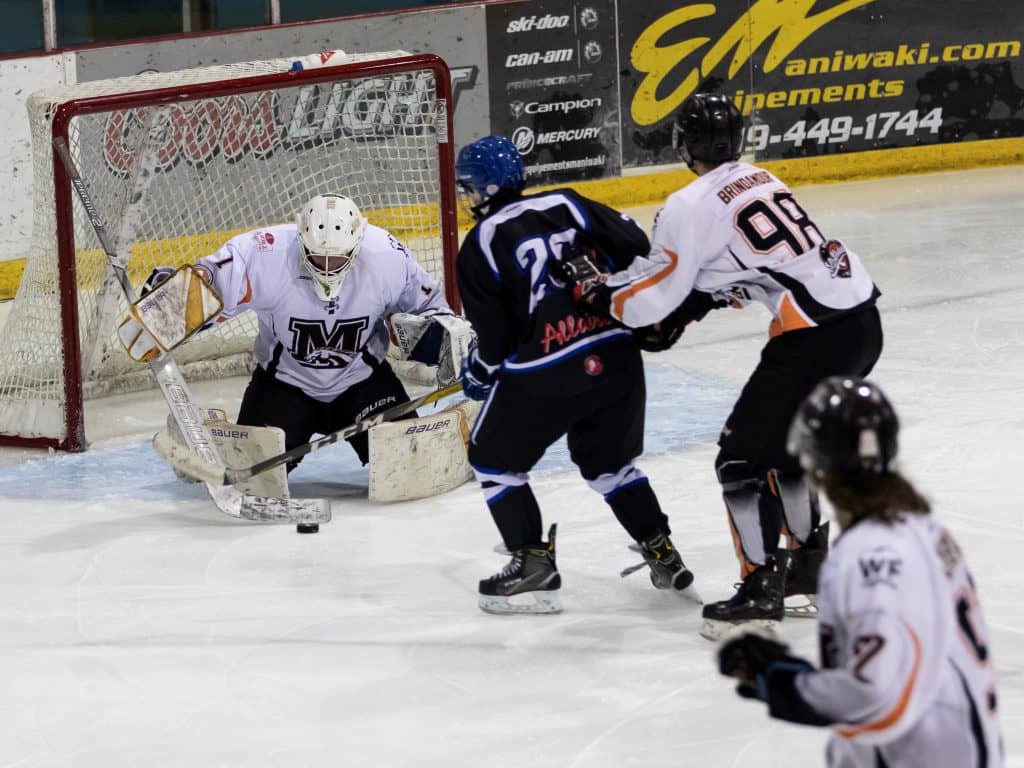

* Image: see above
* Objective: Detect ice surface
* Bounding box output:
[1,166,1022,767]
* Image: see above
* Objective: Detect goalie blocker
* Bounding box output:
[118,265,223,362]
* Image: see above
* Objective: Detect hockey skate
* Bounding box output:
[699,554,787,641]
[784,522,830,618]
[622,531,701,603]
[479,524,562,615]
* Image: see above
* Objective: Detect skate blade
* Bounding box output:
[675,582,703,605]
[478,591,562,615]
[699,617,780,642]
[784,594,818,618]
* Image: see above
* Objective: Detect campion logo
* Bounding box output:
[523,97,602,115]
[505,49,574,68]
[506,14,570,33]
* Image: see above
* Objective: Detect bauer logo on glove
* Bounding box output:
[117,265,224,363]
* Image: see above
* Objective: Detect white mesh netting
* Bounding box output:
[0,51,453,447]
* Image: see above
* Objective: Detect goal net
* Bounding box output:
[0,51,458,451]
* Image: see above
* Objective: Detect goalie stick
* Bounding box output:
[53,135,328,525]
[157,381,463,486]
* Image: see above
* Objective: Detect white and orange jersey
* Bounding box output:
[196,223,448,401]
[606,162,879,335]
[797,514,1003,767]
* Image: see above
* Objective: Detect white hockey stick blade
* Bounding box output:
[240,493,331,523]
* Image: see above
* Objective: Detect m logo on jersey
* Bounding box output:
[820,239,852,278]
[858,546,903,587]
[288,316,369,369]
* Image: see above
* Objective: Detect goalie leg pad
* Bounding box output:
[157,413,290,500]
[367,398,481,502]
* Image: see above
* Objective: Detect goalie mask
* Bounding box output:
[295,194,367,300]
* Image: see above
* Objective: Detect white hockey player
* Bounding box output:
[716,377,1004,767]
[118,193,472,472]
[557,92,883,635]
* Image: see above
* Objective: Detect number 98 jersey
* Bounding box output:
[606,161,880,336]
[797,514,1003,767]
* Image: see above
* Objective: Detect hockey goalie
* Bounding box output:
[122,193,478,502]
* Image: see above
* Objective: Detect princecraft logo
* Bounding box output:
[507,73,594,92]
[506,14,570,33]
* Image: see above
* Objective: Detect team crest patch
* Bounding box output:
[819,239,851,278]
[253,231,275,252]
[584,355,603,376]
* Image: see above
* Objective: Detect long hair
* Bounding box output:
[818,469,930,526]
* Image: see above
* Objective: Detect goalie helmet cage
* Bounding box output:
[0,51,459,452]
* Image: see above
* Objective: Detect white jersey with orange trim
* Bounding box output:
[196,223,448,402]
[605,161,879,335]
[797,514,1003,767]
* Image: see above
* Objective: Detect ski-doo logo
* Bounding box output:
[506,14,570,33]
[505,49,573,68]
[103,70,447,176]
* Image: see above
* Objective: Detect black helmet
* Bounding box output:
[672,92,744,169]
[787,376,899,475]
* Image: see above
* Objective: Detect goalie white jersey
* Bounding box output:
[797,514,1003,767]
[606,161,879,335]
[197,223,448,401]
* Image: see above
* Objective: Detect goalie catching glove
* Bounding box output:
[388,309,475,387]
[117,265,224,362]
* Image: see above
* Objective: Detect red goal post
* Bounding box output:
[0,51,459,452]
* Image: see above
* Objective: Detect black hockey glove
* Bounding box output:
[460,340,498,402]
[548,246,613,316]
[633,290,728,352]
[718,632,833,727]
[141,266,176,296]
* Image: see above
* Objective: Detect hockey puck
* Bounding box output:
[296,523,320,534]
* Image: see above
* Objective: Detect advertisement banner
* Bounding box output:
[485,0,619,185]
[619,0,1024,167]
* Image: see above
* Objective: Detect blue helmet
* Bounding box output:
[455,135,525,209]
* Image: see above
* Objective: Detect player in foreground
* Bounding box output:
[558,93,882,636]
[455,135,696,615]
[119,193,471,471]
[717,376,1003,767]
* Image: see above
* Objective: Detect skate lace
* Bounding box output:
[499,552,525,578]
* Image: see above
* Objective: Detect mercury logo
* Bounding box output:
[512,126,535,155]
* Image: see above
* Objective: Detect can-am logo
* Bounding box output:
[523,97,602,115]
[103,71,444,175]
[511,126,602,155]
[506,49,573,68]
[506,14,570,33]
